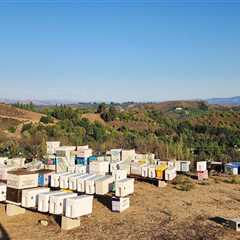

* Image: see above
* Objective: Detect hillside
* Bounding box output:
[0,103,44,122]
[0,101,240,161]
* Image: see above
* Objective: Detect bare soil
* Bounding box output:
[1,178,240,240]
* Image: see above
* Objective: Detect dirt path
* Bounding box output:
[1,179,240,240]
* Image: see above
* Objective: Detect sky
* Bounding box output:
[0,0,240,102]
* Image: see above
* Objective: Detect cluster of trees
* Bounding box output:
[1,103,240,162]
[13,102,36,112]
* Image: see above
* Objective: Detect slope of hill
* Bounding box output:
[0,103,44,122]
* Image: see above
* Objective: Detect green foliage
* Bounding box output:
[40,115,54,124]
[8,127,16,133]
[13,101,36,111]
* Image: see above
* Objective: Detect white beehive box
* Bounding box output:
[85,175,105,195]
[46,141,60,155]
[69,174,88,190]
[49,192,77,215]
[76,149,93,158]
[112,197,130,212]
[148,165,156,178]
[68,166,75,173]
[60,173,79,189]
[121,149,135,162]
[110,161,123,173]
[89,161,109,175]
[197,161,207,172]
[76,174,96,192]
[75,165,87,174]
[0,182,7,202]
[112,169,127,182]
[141,164,149,177]
[0,163,8,180]
[118,162,131,175]
[38,191,63,212]
[165,167,177,181]
[7,170,38,189]
[50,172,68,188]
[76,145,89,151]
[95,175,114,195]
[130,163,147,176]
[65,195,93,218]
[110,149,122,162]
[115,178,134,197]
[21,187,50,208]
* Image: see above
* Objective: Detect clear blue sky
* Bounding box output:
[0,1,240,102]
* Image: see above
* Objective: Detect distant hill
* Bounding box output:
[207,96,240,106]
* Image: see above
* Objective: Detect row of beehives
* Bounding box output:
[0,167,134,214]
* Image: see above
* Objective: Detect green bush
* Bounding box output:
[8,127,16,133]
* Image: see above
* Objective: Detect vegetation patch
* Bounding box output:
[172,175,195,191]
[224,176,240,184]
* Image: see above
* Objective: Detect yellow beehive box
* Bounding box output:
[156,164,167,179]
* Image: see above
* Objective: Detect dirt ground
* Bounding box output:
[1,178,240,240]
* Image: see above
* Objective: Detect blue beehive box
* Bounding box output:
[88,156,97,162]
[75,157,88,165]
[38,170,54,186]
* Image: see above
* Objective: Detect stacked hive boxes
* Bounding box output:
[197,161,208,180]
[6,169,39,205]
[112,177,134,212]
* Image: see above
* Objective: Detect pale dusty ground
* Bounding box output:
[1,178,240,240]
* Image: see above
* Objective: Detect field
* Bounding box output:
[1,177,240,240]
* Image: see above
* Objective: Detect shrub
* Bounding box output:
[8,127,16,133]
[224,176,240,184]
[40,115,54,124]
[172,175,195,191]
